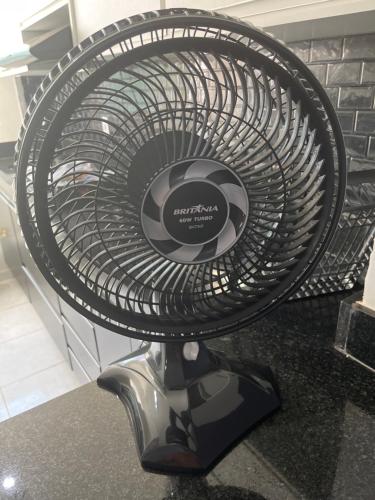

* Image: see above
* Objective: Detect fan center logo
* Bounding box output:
[160,180,229,245]
[173,204,219,216]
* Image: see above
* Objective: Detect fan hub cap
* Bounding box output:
[141,159,249,264]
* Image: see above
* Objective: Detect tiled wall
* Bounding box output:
[288,33,375,172]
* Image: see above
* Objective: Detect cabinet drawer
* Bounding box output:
[68,347,90,385]
[95,325,132,369]
[60,299,98,361]
[22,265,68,361]
[0,197,22,280]
[63,317,100,380]
[9,209,28,290]
[20,244,60,314]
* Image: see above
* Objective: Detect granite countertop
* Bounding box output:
[0,293,374,500]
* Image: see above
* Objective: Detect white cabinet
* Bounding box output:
[95,325,133,369]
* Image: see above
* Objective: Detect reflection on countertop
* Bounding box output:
[0,293,374,500]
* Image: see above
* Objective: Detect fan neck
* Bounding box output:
[146,341,215,390]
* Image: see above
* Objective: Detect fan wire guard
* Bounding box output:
[16,9,346,341]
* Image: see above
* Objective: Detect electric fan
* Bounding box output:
[16,9,346,474]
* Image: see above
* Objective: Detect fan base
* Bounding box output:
[97,342,280,475]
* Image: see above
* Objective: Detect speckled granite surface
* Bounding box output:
[0,294,374,500]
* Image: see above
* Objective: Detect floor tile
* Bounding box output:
[0,329,64,386]
[0,278,28,312]
[0,302,44,344]
[2,362,80,417]
[0,390,9,422]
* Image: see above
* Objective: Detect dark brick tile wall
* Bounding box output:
[327,62,361,85]
[344,135,367,157]
[339,87,373,109]
[337,111,354,132]
[309,63,327,82]
[311,38,342,61]
[356,111,375,132]
[288,33,375,171]
[290,40,311,62]
[363,62,375,83]
[369,137,375,157]
[325,87,339,106]
[344,34,375,59]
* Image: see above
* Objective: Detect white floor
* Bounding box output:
[0,278,80,422]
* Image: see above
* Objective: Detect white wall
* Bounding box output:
[69,0,375,43]
[71,0,162,42]
[0,0,56,53]
[18,0,59,21]
[165,0,375,27]
[0,77,23,143]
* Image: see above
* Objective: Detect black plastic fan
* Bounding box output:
[16,9,346,474]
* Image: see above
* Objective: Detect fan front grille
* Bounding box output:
[16,10,345,339]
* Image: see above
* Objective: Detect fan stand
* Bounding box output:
[97,341,280,474]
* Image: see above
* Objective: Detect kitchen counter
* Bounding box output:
[0,293,374,500]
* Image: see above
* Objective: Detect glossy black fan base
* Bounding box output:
[97,341,280,475]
